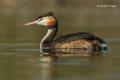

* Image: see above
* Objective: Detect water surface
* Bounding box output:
[0,0,120,80]
[0,39,120,80]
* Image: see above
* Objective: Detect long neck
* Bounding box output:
[40,27,58,50]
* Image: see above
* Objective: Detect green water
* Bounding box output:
[0,0,120,80]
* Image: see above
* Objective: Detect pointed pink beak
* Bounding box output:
[24,20,38,26]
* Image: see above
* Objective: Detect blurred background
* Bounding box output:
[0,0,120,43]
[0,1,120,80]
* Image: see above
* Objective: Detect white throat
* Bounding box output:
[40,28,57,51]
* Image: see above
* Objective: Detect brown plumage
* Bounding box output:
[45,32,95,49]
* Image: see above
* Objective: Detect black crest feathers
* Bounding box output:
[35,12,53,20]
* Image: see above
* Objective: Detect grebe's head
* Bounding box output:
[25,12,57,28]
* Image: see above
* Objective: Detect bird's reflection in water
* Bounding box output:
[40,55,58,80]
[40,48,105,57]
[39,48,106,80]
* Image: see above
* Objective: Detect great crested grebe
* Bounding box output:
[25,12,107,54]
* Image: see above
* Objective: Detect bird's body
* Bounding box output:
[44,32,96,49]
[25,12,107,54]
